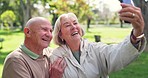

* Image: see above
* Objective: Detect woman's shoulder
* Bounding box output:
[82,38,107,48]
[51,46,65,57]
[49,46,65,63]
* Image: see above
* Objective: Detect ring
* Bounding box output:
[132,13,135,18]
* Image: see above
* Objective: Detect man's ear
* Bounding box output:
[24,28,30,37]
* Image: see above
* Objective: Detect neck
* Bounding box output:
[67,40,81,52]
[24,40,43,55]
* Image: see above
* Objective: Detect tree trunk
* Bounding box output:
[133,0,148,51]
[20,0,31,30]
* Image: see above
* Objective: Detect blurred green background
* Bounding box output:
[1,0,148,78]
[1,24,148,78]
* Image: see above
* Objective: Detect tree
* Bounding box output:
[0,0,49,30]
[19,0,32,30]
[48,0,94,29]
[0,0,31,30]
[0,0,93,31]
[0,0,12,25]
[0,0,11,15]
[1,10,16,30]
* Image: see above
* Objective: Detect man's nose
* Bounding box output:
[46,31,52,37]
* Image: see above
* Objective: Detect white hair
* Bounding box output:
[53,13,84,46]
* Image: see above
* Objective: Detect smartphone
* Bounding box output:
[119,0,135,23]
[122,0,135,6]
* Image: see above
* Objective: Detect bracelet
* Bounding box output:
[131,30,144,41]
[136,34,144,38]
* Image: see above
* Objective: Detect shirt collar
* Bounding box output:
[20,44,39,59]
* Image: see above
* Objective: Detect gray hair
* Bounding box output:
[53,13,84,46]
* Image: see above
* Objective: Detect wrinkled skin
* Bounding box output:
[50,57,67,78]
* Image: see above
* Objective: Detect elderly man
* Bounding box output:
[2,17,66,78]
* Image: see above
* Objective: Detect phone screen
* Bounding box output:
[119,0,135,23]
[122,0,135,6]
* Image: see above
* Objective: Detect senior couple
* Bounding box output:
[2,3,147,78]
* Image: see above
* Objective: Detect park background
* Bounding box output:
[1,0,148,78]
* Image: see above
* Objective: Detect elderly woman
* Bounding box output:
[50,3,146,78]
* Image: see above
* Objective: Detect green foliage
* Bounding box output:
[0,0,95,30]
[49,0,94,23]
[1,10,16,24]
[0,0,11,14]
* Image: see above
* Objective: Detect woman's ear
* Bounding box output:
[59,31,63,39]
[80,28,85,36]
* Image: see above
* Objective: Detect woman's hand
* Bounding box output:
[119,3,144,37]
[49,57,67,78]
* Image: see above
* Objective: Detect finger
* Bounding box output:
[49,63,51,75]
[121,3,139,10]
[52,57,63,67]
[119,8,142,23]
[120,15,138,23]
[60,58,66,68]
[119,3,140,13]
[58,57,64,66]
[119,6,136,13]
[58,58,67,73]
[119,12,141,23]
[119,12,133,17]
[49,63,52,71]
[62,61,67,72]
[119,12,136,20]
[120,3,134,8]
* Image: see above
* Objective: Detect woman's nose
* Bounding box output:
[71,24,76,29]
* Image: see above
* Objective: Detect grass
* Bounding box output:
[83,24,133,44]
[0,24,148,78]
[110,52,148,78]
[0,30,24,78]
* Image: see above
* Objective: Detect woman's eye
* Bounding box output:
[74,22,77,25]
[66,25,71,27]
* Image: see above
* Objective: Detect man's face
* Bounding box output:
[29,21,53,49]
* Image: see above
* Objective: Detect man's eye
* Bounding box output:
[42,28,47,31]
[50,29,53,33]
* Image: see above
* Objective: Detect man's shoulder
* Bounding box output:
[43,47,54,57]
[4,48,27,65]
[6,48,24,59]
[5,48,25,60]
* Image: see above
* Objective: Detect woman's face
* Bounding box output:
[60,16,81,44]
